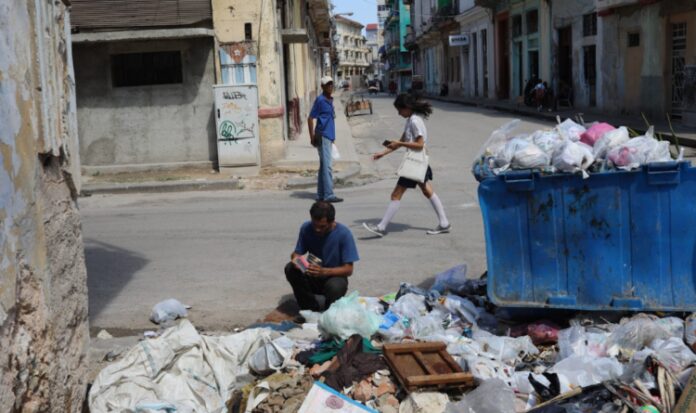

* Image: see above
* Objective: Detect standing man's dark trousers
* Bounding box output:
[285,263,348,311]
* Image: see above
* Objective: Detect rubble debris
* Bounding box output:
[398,392,449,413]
[96,329,113,340]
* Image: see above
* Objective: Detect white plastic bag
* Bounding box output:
[557,324,609,360]
[493,137,530,172]
[649,337,696,373]
[331,143,341,160]
[475,119,521,163]
[411,309,448,340]
[391,293,427,320]
[531,130,564,155]
[550,355,623,387]
[511,143,550,170]
[552,141,595,178]
[444,379,516,413]
[249,335,295,376]
[319,292,381,339]
[608,127,671,170]
[685,313,696,349]
[473,329,539,364]
[593,126,629,159]
[150,298,189,324]
[606,316,675,358]
[556,118,586,142]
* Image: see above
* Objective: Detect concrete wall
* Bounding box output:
[213,0,286,166]
[74,37,217,169]
[1,1,89,411]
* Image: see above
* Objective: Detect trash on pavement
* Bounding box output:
[299,381,378,413]
[89,320,267,412]
[319,292,381,340]
[431,264,468,294]
[398,392,450,413]
[249,335,296,376]
[673,368,696,413]
[445,378,516,413]
[92,264,696,413]
[383,342,474,393]
[150,298,190,324]
[685,313,696,351]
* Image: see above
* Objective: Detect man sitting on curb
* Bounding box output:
[285,201,359,313]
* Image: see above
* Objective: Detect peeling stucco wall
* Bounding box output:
[0,0,89,411]
[213,0,287,166]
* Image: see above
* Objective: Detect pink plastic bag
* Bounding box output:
[580,123,615,147]
[510,320,560,345]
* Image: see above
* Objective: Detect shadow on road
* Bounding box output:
[85,239,148,320]
[260,293,299,323]
[352,219,431,239]
[289,191,317,200]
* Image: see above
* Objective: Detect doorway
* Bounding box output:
[497,14,510,99]
[558,27,572,87]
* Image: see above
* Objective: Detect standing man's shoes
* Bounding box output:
[324,197,343,203]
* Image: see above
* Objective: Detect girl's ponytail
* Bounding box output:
[393,92,433,119]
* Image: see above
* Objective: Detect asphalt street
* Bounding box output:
[80,96,551,332]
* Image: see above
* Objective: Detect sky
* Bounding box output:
[332,0,378,30]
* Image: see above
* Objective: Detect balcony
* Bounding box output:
[595,0,640,13]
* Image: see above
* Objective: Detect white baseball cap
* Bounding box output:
[321,76,334,86]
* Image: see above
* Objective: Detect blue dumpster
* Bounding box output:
[475,161,696,311]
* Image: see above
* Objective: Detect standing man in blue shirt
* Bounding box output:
[308,76,342,203]
[285,201,359,311]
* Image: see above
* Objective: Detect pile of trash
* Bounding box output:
[89,264,696,413]
[474,118,684,179]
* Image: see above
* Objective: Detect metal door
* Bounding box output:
[214,85,260,167]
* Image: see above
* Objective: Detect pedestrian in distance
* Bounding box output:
[362,93,451,237]
[308,76,342,203]
[285,201,359,313]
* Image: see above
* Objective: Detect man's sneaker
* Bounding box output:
[426,224,451,235]
[363,222,385,237]
[325,197,343,203]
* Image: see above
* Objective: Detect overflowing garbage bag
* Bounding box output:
[92,263,696,413]
[475,119,681,179]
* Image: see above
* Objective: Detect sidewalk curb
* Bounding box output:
[284,162,362,190]
[80,178,244,196]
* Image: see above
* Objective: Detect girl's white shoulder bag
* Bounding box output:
[397,148,429,183]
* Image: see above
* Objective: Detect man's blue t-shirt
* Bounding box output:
[309,94,336,141]
[294,222,359,267]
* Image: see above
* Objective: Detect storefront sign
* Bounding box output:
[449,34,470,47]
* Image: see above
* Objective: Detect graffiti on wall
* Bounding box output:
[218,120,256,145]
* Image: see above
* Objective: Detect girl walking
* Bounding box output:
[363,93,451,237]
